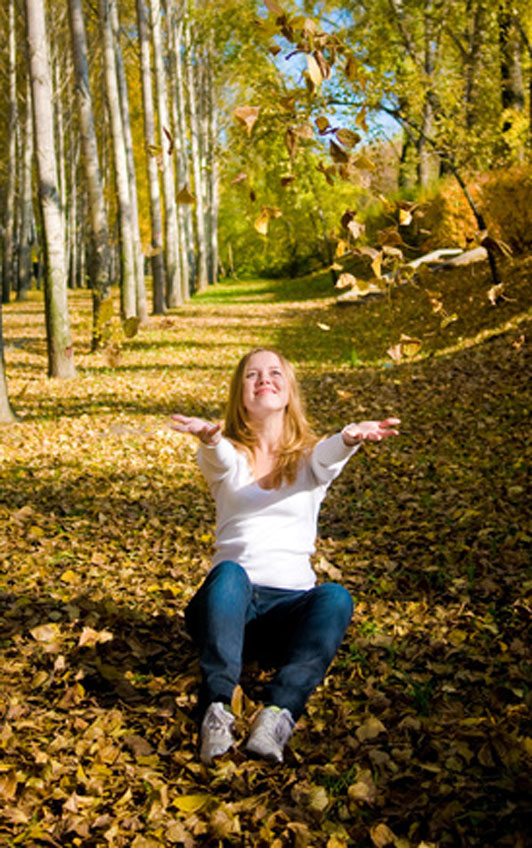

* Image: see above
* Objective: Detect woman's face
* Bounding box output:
[241,350,290,421]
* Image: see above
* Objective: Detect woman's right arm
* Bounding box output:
[169,413,222,445]
[169,414,236,483]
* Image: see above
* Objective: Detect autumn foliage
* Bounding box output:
[0,262,531,847]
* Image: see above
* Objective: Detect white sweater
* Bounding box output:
[198,433,360,590]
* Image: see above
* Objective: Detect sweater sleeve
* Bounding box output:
[197,437,239,485]
[309,432,362,485]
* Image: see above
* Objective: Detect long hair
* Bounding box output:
[224,348,317,487]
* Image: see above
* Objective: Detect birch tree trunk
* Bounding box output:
[67,0,111,344]
[184,19,208,292]
[151,0,182,307]
[135,0,166,314]
[3,0,17,304]
[0,308,17,422]
[25,0,77,378]
[206,38,219,286]
[109,0,148,323]
[166,0,192,301]
[98,0,137,320]
[18,77,34,301]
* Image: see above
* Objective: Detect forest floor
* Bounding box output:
[0,255,531,848]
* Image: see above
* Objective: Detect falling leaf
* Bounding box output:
[316,116,330,134]
[330,139,349,164]
[123,316,141,339]
[353,154,375,170]
[336,389,353,400]
[335,129,360,149]
[398,208,413,226]
[264,0,284,14]
[176,186,196,204]
[317,322,331,331]
[234,106,260,135]
[307,54,323,87]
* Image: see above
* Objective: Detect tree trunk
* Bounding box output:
[109,0,148,323]
[135,0,166,314]
[98,0,137,320]
[3,0,17,305]
[18,77,34,301]
[151,0,182,307]
[499,6,526,116]
[166,0,193,301]
[67,0,111,346]
[25,0,77,378]
[206,38,219,286]
[0,306,17,423]
[185,20,208,292]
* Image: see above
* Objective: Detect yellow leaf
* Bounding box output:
[353,154,375,170]
[335,128,360,149]
[60,569,77,584]
[98,297,114,325]
[307,54,323,87]
[356,715,386,742]
[371,253,382,278]
[176,186,196,204]
[327,838,348,848]
[316,116,330,133]
[234,105,260,135]
[317,322,331,331]
[523,737,532,757]
[370,822,397,847]
[399,335,422,358]
[348,769,377,804]
[398,208,413,226]
[123,316,140,339]
[172,794,211,813]
[78,627,114,648]
[29,524,45,537]
[336,389,353,400]
[30,623,61,644]
[264,0,284,14]
[335,273,357,290]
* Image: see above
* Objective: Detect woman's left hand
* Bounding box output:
[342,418,401,445]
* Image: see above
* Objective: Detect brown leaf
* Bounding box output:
[335,129,360,149]
[234,106,260,135]
[176,186,196,204]
[369,823,397,847]
[330,139,349,164]
[348,769,377,804]
[356,716,386,742]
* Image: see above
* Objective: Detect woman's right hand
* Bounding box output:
[169,414,222,445]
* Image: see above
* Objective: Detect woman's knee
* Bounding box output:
[315,582,354,624]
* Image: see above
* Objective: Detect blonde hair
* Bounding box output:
[224,347,317,488]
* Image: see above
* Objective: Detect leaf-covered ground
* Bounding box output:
[1,259,531,848]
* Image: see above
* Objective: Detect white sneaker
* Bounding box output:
[246,705,295,763]
[199,702,235,764]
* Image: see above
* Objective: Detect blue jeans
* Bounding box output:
[185,560,354,721]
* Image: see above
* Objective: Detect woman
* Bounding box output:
[171,348,399,765]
